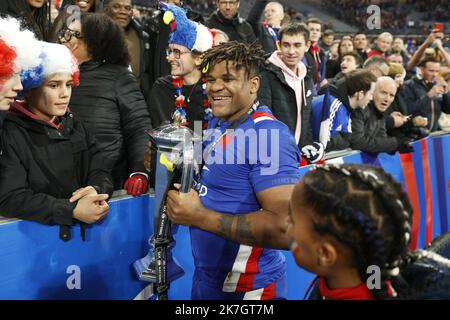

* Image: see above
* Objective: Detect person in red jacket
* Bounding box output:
[367,32,393,59]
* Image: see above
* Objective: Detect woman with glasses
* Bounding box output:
[326,36,355,79]
[59,13,152,197]
[0,41,113,240]
[0,0,51,41]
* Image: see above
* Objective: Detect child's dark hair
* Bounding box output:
[200,41,265,79]
[80,13,130,66]
[344,69,377,96]
[301,164,412,299]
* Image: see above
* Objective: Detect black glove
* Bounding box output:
[396,137,414,154]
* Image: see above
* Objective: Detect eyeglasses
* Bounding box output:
[218,0,238,7]
[57,26,83,43]
[166,48,190,59]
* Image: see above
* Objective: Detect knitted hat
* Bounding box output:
[388,63,405,79]
[0,17,41,74]
[159,2,212,53]
[20,42,80,92]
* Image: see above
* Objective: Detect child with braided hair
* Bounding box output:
[288,163,450,300]
[288,163,410,299]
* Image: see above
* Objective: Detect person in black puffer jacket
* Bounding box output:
[59,13,152,195]
[205,0,256,44]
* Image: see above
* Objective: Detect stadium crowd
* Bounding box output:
[0,0,449,300]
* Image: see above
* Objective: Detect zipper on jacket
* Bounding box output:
[430,99,435,130]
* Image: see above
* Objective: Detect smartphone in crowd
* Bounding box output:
[434,22,444,33]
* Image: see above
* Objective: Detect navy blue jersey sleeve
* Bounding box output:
[249,120,301,194]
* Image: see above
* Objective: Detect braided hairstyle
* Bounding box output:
[200,41,266,80]
[301,163,413,299]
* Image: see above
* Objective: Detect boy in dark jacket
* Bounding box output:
[0,42,113,241]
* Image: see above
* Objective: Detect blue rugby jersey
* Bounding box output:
[190,105,301,294]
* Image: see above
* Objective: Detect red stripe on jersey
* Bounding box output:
[235,247,264,292]
[251,112,276,120]
[261,282,276,300]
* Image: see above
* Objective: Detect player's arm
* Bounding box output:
[166,184,293,250]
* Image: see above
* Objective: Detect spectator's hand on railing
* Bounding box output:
[73,194,110,224]
[301,142,325,164]
[124,173,148,196]
[69,186,98,203]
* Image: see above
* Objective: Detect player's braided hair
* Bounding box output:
[301,164,413,299]
[200,41,266,79]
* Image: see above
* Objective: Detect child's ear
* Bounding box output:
[317,242,337,268]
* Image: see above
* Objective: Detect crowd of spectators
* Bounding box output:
[306,0,448,34]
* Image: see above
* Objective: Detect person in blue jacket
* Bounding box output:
[302,69,377,164]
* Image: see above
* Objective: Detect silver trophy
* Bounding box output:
[133,121,198,300]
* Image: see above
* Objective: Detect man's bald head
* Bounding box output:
[373,76,397,112]
[264,2,285,27]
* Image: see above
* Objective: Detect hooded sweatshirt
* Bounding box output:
[268,51,307,143]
